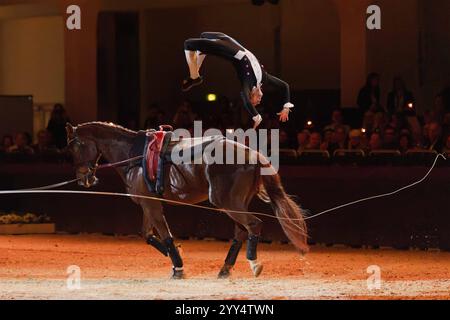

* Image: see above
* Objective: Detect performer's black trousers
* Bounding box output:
[184,32,243,61]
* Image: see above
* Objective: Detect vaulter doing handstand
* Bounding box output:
[182,32,294,128]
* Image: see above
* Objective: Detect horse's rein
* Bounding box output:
[96,155,143,170]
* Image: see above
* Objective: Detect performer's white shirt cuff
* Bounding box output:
[283,102,294,109]
[252,114,262,125]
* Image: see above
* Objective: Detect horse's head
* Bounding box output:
[66,123,101,188]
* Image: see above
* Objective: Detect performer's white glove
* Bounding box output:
[277,103,294,123]
[252,114,263,129]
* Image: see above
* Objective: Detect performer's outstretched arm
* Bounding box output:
[265,73,294,122]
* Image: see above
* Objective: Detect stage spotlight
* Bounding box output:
[251,0,265,6]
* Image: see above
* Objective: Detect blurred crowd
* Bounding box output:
[142,74,450,157]
[0,104,70,158]
[1,74,450,163]
[286,74,450,156]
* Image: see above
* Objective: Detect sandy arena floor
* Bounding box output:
[0,234,449,300]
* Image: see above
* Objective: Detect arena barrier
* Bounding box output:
[0,162,449,250]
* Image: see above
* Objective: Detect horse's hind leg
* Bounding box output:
[225,212,263,278]
[218,224,247,278]
[207,166,263,277]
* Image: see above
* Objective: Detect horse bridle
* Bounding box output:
[67,135,103,177]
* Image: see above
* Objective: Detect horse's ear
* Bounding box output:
[66,123,75,137]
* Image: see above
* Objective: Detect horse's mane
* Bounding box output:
[77,121,137,137]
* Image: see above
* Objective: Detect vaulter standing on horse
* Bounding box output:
[182,32,294,128]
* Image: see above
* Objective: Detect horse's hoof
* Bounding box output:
[218,265,232,279]
[251,263,263,277]
[171,268,185,279]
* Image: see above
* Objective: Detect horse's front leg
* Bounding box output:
[141,201,184,279]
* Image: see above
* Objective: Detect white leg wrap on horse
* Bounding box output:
[248,259,263,277]
[184,50,200,79]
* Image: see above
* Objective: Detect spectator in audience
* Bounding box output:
[279,129,291,149]
[7,132,34,155]
[362,111,375,136]
[357,73,382,114]
[432,94,445,122]
[387,77,414,115]
[424,122,444,153]
[327,126,347,154]
[443,135,450,155]
[442,112,450,139]
[32,130,57,155]
[324,109,350,134]
[305,132,323,150]
[441,86,450,113]
[399,133,413,155]
[173,101,197,129]
[348,129,364,150]
[144,103,165,129]
[47,104,70,149]
[368,132,383,151]
[373,111,388,134]
[296,129,310,153]
[382,126,398,149]
[321,128,334,150]
[0,135,13,153]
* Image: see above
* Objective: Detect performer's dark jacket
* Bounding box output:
[184,32,292,118]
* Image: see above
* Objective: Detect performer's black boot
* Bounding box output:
[182,76,203,92]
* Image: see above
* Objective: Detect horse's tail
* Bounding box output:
[261,171,309,255]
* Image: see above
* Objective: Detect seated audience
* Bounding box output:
[0,135,13,153]
[32,130,58,155]
[399,133,414,155]
[144,103,166,129]
[305,132,323,150]
[328,126,348,154]
[382,126,398,149]
[443,135,450,155]
[442,112,450,139]
[373,111,388,134]
[368,132,383,152]
[173,101,197,129]
[7,132,34,155]
[324,109,350,135]
[321,128,334,151]
[279,129,291,149]
[348,129,365,150]
[296,130,310,153]
[423,122,444,152]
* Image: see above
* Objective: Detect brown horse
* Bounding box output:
[66,122,308,279]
